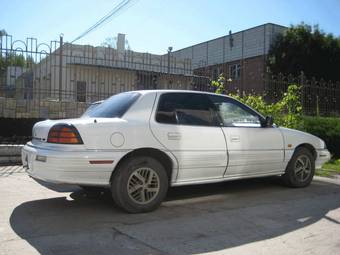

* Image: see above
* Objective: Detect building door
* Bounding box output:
[76,81,86,102]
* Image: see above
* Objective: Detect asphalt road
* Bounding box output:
[1,165,340,255]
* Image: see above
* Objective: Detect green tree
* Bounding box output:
[0,53,34,80]
[0,29,35,77]
[0,29,7,36]
[101,37,131,50]
[101,37,117,48]
[267,23,340,81]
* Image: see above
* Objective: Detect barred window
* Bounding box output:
[229,64,241,80]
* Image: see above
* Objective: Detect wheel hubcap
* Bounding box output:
[127,167,160,204]
[294,155,312,182]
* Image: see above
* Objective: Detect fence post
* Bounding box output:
[299,71,305,115]
[263,71,269,97]
[316,95,320,117]
[59,34,63,101]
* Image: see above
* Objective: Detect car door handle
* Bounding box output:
[167,132,181,140]
[230,135,240,142]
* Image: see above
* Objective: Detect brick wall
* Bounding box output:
[242,55,266,93]
[193,55,265,94]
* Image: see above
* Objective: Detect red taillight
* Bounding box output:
[47,124,83,144]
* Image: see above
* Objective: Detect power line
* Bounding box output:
[71,0,133,43]
[71,0,137,43]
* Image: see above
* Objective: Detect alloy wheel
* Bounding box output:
[294,155,312,182]
[127,167,160,204]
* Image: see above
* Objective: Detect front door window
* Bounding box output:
[209,95,262,127]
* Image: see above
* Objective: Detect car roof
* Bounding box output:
[90,100,104,105]
[119,89,264,119]
[128,89,233,98]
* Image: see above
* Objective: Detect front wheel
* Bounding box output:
[282,147,315,188]
[111,156,169,213]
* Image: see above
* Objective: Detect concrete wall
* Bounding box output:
[1,70,196,118]
[13,42,194,103]
[6,66,27,87]
[0,97,89,119]
[15,64,196,101]
[0,145,23,165]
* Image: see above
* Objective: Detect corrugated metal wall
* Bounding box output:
[172,23,287,69]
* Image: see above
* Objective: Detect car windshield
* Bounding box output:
[83,92,141,118]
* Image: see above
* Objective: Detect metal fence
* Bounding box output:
[264,73,340,116]
[0,34,211,119]
[1,34,340,119]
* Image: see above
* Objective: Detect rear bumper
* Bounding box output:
[21,142,127,186]
[315,149,331,169]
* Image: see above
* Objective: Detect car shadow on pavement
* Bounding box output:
[10,177,340,255]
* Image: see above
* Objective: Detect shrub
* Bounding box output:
[211,74,303,129]
[302,116,340,157]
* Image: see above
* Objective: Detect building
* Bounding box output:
[171,23,287,93]
[0,24,287,119]
[14,34,202,104]
[0,33,209,118]
[6,66,27,87]
[13,24,288,102]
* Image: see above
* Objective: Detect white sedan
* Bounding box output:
[22,90,330,213]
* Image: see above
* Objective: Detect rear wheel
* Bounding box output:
[282,147,315,188]
[111,156,169,213]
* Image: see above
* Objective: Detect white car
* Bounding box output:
[22,90,330,213]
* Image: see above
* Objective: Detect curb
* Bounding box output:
[0,145,24,165]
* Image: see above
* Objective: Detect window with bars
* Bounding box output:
[229,64,241,80]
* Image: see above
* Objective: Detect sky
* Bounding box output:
[1,0,340,54]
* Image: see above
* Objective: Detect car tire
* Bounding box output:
[111,156,169,213]
[282,147,315,188]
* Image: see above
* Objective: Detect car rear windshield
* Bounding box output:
[84,92,141,118]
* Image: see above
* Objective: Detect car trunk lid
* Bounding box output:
[32,118,94,144]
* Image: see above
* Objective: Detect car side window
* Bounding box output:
[208,95,262,127]
[156,93,218,126]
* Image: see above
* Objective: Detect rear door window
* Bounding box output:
[156,93,218,126]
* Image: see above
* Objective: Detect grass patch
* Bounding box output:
[316,159,340,178]
[322,159,340,172]
[316,169,334,178]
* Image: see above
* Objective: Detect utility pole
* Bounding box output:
[59,34,63,101]
[167,46,173,74]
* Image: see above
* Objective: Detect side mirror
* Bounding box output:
[261,116,274,127]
